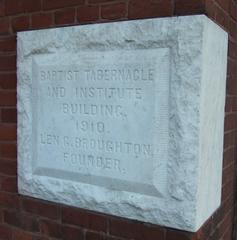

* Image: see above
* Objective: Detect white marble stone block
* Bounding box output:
[17,15,228,231]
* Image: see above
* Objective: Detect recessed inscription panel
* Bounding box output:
[32,49,170,196]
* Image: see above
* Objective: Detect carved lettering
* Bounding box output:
[40,132,154,157]
[63,152,124,173]
[75,87,142,100]
[40,133,59,145]
[84,68,155,82]
[47,86,66,98]
[62,136,154,156]
[36,54,162,177]
[40,70,80,81]
[76,120,105,133]
[62,103,124,118]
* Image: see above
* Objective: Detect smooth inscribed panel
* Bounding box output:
[32,49,170,197]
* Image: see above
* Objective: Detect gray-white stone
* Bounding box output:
[17,15,228,232]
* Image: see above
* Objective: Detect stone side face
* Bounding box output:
[0,0,236,240]
[197,17,228,230]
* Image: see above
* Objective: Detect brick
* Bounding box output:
[105,236,124,240]
[33,236,48,240]
[21,0,41,13]
[222,178,235,202]
[0,209,3,222]
[0,143,17,159]
[109,219,137,240]
[2,108,17,123]
[5,0,41,15]
[62,207,107,232]
[0,36,16,52]
[214,3,230,31]
[212,207,225,228]
[5,0,22,14]
[231,0,237,21]
[0,91,16,106]
[22,198,60,220]
[140,224,166,240]
[0,160,17,176]
[0,224,12,240]
[40,220,61,238]
[109,218,165,240]
[128,0,173,19]
[226,76,237,95]
[101,2,127,20]
[31,12,53,29]
[222,163,235,185]
[223,147,235,169]
[4,211,21,226]
[0,192,19,209]
[106,234,130,240]
[196,218,213,239]
[224,131,235,149]
[232,97,237,111]
[225,113,237,131]
[62,225,84,240]
[1,177,17,192]
[85,231,105,240]
[224,188,235,206]
[206,0,216,19]
[222,227,233,240]
[4,211,39,232]
[0,1,5,17]
[43,0,85,10]
[0,55,16,71]
[105,236,127,240]
[208,228,220,240]
[230,18,237,39]
[77,5,99,23]
[0,124,16,141]
[228,40,237,60]
[0,73,16,89]
[12,229,34,240]
[227,58,237,77]
[222,193,235,212]
[216,0,230,11]
[226,75,237,95]
[0,18,10,35]
[225,96,232,112]
[88,0,114,3]
[174,0,205,15]
[55,8,76,25]
[166,229,194,240]
[11,15,30,32]
[218,209,234,236]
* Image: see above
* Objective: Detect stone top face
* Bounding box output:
[17,15,228,232]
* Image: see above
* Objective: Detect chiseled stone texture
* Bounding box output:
[17,15,228,232]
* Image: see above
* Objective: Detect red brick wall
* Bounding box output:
[0,0,236,240]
